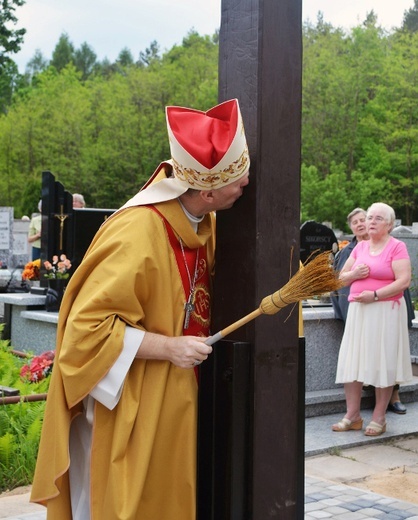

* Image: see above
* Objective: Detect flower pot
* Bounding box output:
[45,279,67,312]
[29,280,41,293]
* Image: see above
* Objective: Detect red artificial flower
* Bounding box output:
[20,350,55,383]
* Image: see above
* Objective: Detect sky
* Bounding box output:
[11,0,415,72]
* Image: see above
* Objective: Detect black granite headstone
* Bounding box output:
[69,208,115,271]
[41,171,116,277]
[300,220,338,264]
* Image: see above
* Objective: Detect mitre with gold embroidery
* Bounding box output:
[120,99,250,209]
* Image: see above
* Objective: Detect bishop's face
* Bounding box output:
[211,171,250,211]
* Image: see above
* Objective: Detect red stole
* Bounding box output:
[146,206,211,339]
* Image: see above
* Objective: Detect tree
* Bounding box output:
[25,49,49,81]
[301,163,354,229]
[117,47,134,68]
[0,58,20,112]
[402,0,418,32]
[161,31,218,108]
[302,18,350,174]
[50,33,75,72]
[358,30,418,224]
[138,41,161,67]
[0,0,26,68]
[302,14,387,177]
[74,42,97,80]
[5,23,413,224]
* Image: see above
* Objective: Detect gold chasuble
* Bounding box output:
[31,190,215,519]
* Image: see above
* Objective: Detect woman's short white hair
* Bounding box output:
[367,202,396,232]
[73,193,86,207]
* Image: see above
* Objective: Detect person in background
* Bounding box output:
[30,99,250,519]
[332,207,408,415]
[332,202,412,436]
[72,193,86,208]
[331,208,369,321]
[27,200,42,260]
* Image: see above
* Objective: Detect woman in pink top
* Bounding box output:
[332,202,412,436]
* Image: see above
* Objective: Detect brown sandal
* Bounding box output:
[332,417,363,432]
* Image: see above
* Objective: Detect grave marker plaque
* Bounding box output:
[300,220,338,264]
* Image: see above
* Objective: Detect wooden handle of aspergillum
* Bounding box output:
[205,308,262,346]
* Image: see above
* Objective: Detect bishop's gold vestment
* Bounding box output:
[31,195,215,520]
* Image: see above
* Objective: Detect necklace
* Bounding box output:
[179,238,199,329]
[369,237,390,255]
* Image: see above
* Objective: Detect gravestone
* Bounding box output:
[300,220,339,264]
[68,208,116,271]
[41,171,116,278]
[12,219,30,267]
[0,208,13,269]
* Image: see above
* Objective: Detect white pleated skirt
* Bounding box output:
[335,299,413,387]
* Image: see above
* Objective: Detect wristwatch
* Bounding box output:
[374,291,379,301]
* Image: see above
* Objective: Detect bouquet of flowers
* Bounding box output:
[20,350,55,383]
[22,259,41,281]
[44,254,72,279]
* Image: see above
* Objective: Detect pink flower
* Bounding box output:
[43,254,72,279]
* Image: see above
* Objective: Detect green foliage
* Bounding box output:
[0,0,26,68]
[117,47,134,68]
[74,42,98,80]
[301,163,354,229]
[301,163,394,231]
[138,40,161,67]
[402,0,418,32]
[302,15,418,225]
[1,16,418,225]
[25,49,49,79]
[0,331,51,492]
[0,401,46,492]
[0,31,219,213]
[50,32,75,72]
[0,58,21,113]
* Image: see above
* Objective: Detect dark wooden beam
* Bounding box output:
[213,0,303,517]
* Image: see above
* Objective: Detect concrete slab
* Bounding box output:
[341,444,418,470]
[305,453,375,482]
[305,402,418,456]
[0,489,44,519]
[393,436,418,453]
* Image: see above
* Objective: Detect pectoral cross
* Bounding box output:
[54,204,69,250]
[184,293,195,330]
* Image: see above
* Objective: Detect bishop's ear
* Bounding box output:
[199,190,215,204]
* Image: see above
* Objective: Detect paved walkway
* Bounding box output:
[305,402,418,518]
[2,403,418,519]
